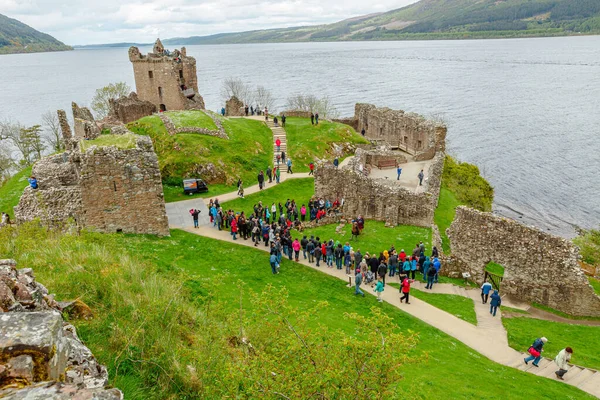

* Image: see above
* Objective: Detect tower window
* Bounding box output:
[158,87,163,97]
[179,70,183,79]
[148,71,153,79]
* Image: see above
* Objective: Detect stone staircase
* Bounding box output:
[508,353,600,393]
[268,120,288,175]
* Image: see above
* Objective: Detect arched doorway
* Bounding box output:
[160,104,166,112]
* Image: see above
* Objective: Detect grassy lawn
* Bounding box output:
[486,261,505,277]
[221,178,314,216]
[388,283,477,325]
[434,187,461,253]
[503,316,600,370]
[532,302,600,322]
[303,220,431,257]
[0,166,32,219]
[589,276,600,295]
[0,225,594,399]
[284,117,369,172]
[128,115,273,202]
[167,110,218,130]
[80,133,138,151]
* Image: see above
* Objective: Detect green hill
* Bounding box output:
[163,0,600,45]
[0,13,72,54]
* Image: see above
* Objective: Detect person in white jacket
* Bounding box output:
[555,347,574,380]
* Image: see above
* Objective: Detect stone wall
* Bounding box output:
[332,117,359,131]
[108,92,157,124]
[448,207,600,317]
[313,150,445,228]
[0,259,122,398]
[72,102,100,140]
[225,96,244,117]
[354,103,446,161]
[14,135,169,236]
[282,110,312,118]
[129,39,205,112]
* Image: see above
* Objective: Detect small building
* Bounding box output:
[128,39,205,112]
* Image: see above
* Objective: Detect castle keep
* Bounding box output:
[129,39,205,112]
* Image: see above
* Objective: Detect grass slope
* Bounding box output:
[1,225,594,399]
[589,277,600,295]
[284,117,369,172]
[128,114,273,202]
[222,178,314,216]
[80,133,138,151]
[503,316,600,370]
[434,187,460,254]
[0,166,31,219]
[303,220,431,257]
[486,261,506,277]
[167,110,218,130]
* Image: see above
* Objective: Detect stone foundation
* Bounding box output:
[448,207,600,317]
[108,92,157,124]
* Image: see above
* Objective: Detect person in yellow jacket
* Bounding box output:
[554,347,573,380]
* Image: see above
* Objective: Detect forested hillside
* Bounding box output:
[0,13,72,54]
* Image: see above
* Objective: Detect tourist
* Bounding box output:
[378,260,388,285]
[418,169,424,186]
[355,268,365,297]
[431,246,439,259]
[310,113,315,125]
[292,238,301,261]
[287,158,293,174]
[273,116,279,126]
[28,176,38,189]
[354,249,362,267]
[276,138,281,152]
[326,240,335,267]
[369,253,379,277]
[269,250,279,274]
[402,257,411,277]
[361,128,366,136]
[421,256,430,282]
[388,251,398,277]
[221,107,225,116]
[301,235,308,259]
[334,243,344,270]
[266,167,272,183]
[315,112,319,125]
[410,256,418,280]
[345,250,352,274]
[397,166,402,180]
[524,337,548,367]
[190,209,201,229]
[237,182,244,198]
[230,216,238,240]
[432,257,441,283]
[489,290,501,316]
[419,241,425,255]
[351,222,360,240]
[357,215,365,231]
[264,108,269,121]
[1,212,11,226]
[275,167,281,183]
[257,170,265,190]
[281,151,286,163]
[250,105,254,115]
[374,277,384,302]
[333,157,339,168]
[245,105,249,116]
[554,347,574,380]
[308,162,315,175]
[400,276,413,304]
[281,114,286,127]
[425,263,436,289]
[300,204,307,221]
[481,281,493,303]
[314,243,322,266]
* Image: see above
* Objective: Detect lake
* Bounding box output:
[1,36,599,237]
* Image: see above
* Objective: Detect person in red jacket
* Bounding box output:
[399,249,407,263]
[308,162,315,175]
[230,217,238,240]
[275,138,281,152]
[400,276,413,304]
[292,238,301,261]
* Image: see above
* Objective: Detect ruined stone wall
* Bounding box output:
[355,103,446,161]
[78,137,169,236]
[72,102,100,140]
[332,117,359,131]
[14,136,169,237]
[0,259,122,398]
[108,92,157,124]
[129,40,204,112]
[282,110,312,118]
[225,96,244,117]
[448,207,600,317]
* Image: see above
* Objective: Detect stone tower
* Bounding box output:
[128,39,205,112]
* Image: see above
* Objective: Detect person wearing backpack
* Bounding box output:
[374,277,384,302]
[314,244,322,267]
[425,265,436,289]
[489,290,501,316]
[524,337,548,367]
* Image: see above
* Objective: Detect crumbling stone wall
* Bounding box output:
[448,207,600,317]
[225,96,244,117]
[129,39,205,112]
[354,104,446,161]
[0,259,122,398]
[72,102,100,140]
[314,150,445,228]
[108,92,157,124]
[14,135,169,236]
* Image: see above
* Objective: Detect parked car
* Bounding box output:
[183,178,209,194]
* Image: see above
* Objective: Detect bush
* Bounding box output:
[441,155,494,212]
[573,228,600,267]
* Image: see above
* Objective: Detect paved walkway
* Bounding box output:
[168,222,600,398]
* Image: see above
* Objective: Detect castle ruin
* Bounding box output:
[14,107,169,236]
[129,39,205,112]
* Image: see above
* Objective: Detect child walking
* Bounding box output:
[374,277,385,302]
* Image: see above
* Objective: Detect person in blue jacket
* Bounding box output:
[524,337,548,367]
[28,176,38,189]
[432,257,441,283]
[489,290,501,317]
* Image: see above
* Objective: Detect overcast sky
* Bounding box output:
[0,0,419,45]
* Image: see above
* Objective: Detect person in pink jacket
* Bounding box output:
[292,238,301,262]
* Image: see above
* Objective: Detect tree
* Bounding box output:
[42,111,63,152]
[254,86,275,111]
[91,82,131,119]
[285,93,339,118]
[1,121,45,167]
[220,77,253,105]
[0,146,14,181]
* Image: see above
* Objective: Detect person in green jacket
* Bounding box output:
[374,277,384,302]
[275,167,281,183]
[422,256,431,282]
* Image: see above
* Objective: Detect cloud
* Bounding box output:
[0,0,419,45]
